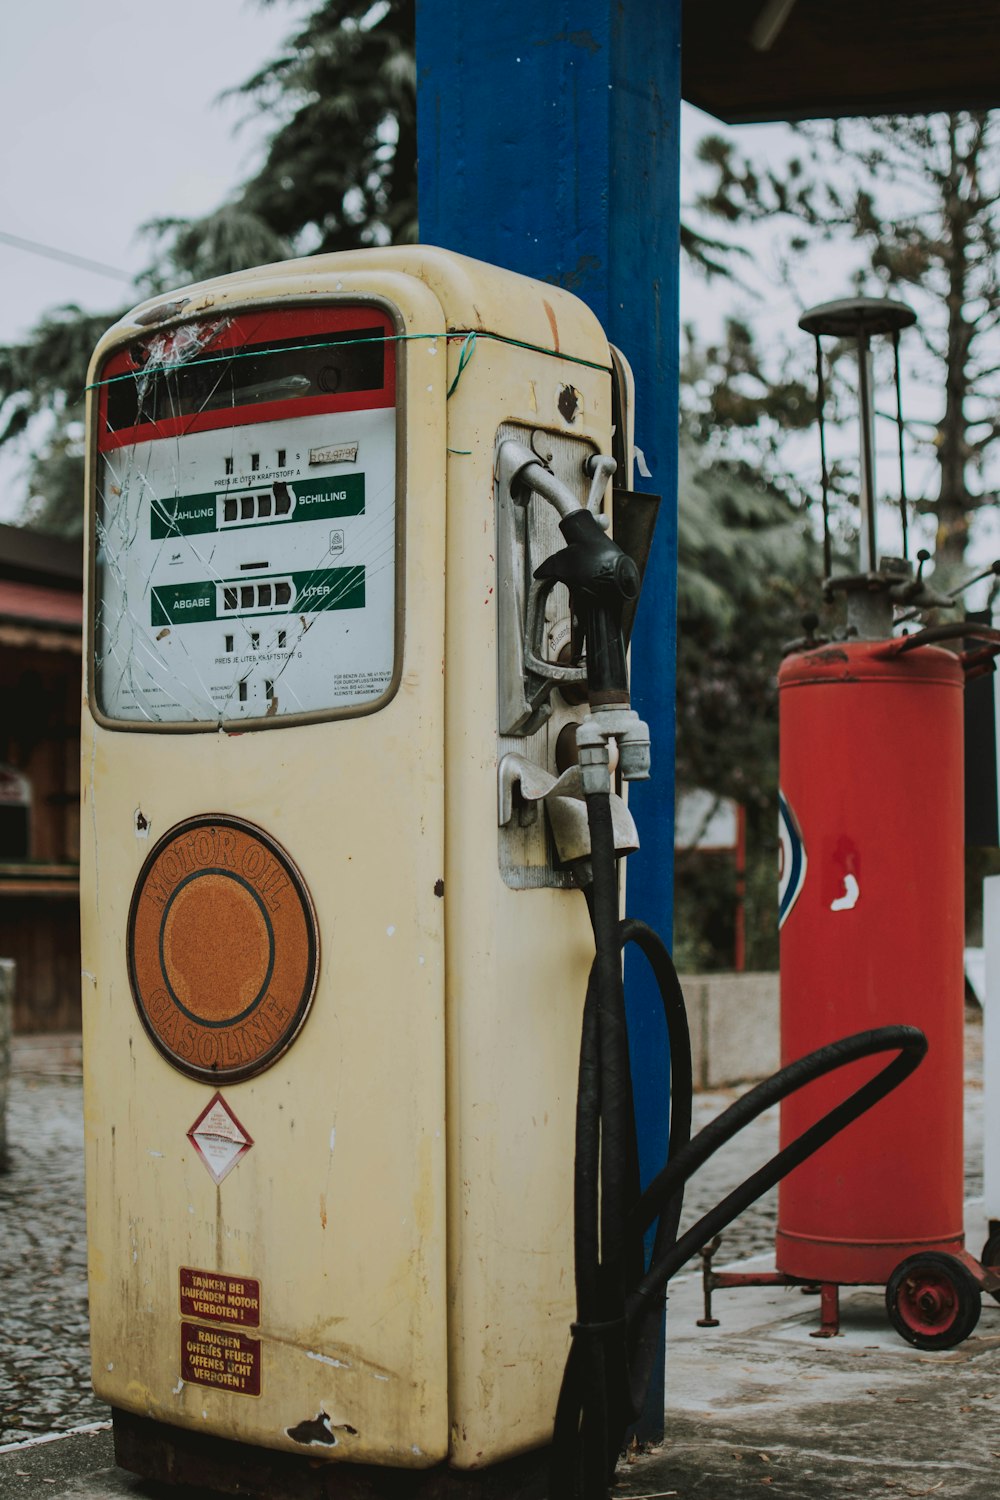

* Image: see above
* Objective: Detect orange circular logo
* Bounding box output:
[128,816,319,1082]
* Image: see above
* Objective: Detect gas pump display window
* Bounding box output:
[92,303,400,727]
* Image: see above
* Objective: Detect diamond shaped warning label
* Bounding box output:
[188,1092,253,1185]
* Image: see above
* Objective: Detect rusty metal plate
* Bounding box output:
[181,1322,261,1396]
[127,815,318,1083]
[180,1268,261,1329]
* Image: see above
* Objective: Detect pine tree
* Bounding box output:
[230,0,416,251]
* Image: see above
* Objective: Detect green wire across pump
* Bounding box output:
[84,328,612,402]
[445,331,477,398]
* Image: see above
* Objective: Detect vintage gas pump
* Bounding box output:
[80,246,666,1487]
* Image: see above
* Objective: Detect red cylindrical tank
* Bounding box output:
[776,640,965,1285]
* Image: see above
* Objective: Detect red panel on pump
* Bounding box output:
[776,641,965,1285]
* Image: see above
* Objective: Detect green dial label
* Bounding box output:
[151,568,365,627]
[151,474,365,539]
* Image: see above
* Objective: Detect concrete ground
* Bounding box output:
[0,1021,995,1497]
[625,1212,1000,1499]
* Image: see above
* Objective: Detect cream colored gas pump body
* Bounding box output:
[81,247,619,1470]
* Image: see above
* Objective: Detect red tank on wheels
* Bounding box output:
[777,639,965,1288]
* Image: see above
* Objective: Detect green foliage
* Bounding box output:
[141,207,290,293]
[233,0,416,251]
[0,305,122,537]
[21,426,88,538]
[673,422,821,972]
[0,305,117,446]
[681,317,816,494]
[679,220,748,282]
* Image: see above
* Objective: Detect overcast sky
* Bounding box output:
[0,0,296,345]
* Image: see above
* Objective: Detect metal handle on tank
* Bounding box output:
[875,622,1000,678]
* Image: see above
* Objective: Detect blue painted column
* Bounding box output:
[417,0,681,1442]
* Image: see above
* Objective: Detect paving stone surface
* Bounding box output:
[0,1060,107,1447]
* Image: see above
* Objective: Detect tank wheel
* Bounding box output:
[981,1229,1000,1304]
[885,1253,981,1350]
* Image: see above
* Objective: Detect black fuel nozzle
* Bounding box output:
[535,509,640,707]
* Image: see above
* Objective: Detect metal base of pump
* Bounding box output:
[112,1409,550,1499]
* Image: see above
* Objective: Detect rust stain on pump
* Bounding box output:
[542,298,561,352]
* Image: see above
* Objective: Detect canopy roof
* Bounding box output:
[683,1,1000,123]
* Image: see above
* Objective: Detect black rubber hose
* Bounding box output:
[629,1024,927,1308]
[549,784,928,1500]
[552,795,690,1499]
[550,792,640,1497]
[616,917,692,1414]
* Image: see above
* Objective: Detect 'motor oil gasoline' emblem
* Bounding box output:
[128,816,319,1082]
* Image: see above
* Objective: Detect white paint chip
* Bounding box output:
[307,1351,352,1369]
[386,925,396,937]
[329,1127,337,1152]
[831,874,860,912]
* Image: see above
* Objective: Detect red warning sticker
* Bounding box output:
[180,1268,261,1328]
[181,1322,261,1396]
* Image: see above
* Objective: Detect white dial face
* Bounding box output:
[92,307,399,727]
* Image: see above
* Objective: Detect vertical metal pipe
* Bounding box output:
[856,330,878,572]
[734,802,747,974]
[893,331,910,561]
[814,335,833,580]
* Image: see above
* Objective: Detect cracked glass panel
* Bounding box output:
[93,304,398,727]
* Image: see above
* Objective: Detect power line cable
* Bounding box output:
[0,229,135,284]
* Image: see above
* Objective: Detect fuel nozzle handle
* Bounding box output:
[535,506,640,706]
[497,439,639,705]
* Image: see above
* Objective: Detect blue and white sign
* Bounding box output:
[778,791,807,928]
